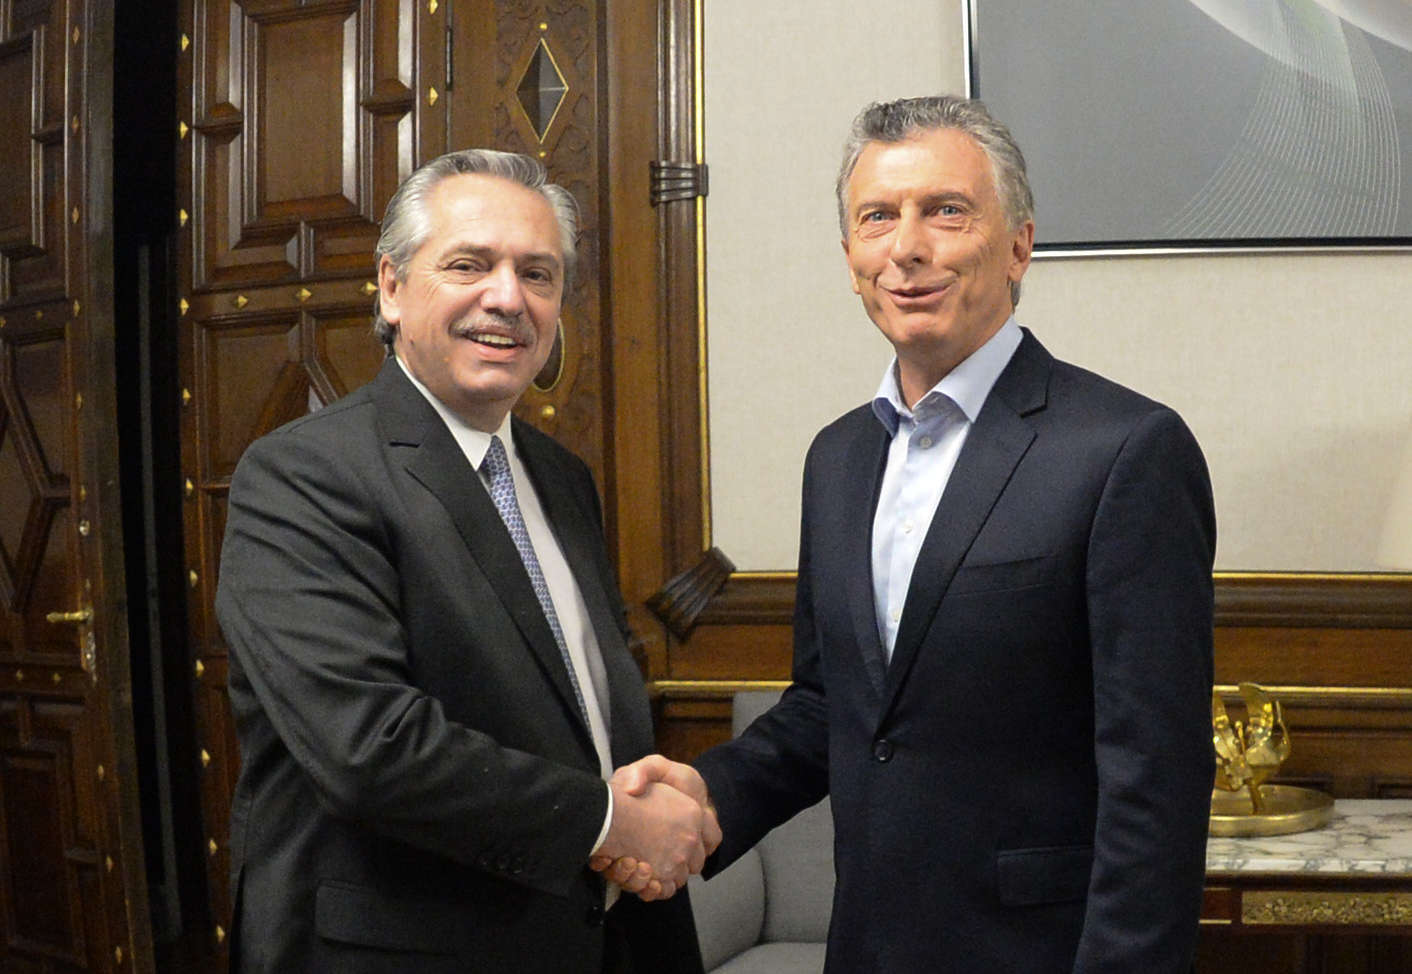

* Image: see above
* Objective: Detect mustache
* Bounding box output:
[450,311,535,345]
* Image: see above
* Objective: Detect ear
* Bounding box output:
[842,236,863,296]
[377,255,404,326]
[1008,220,1035,285]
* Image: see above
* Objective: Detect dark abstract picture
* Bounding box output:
[970,0,1412,247]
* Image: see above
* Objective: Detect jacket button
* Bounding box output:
[873,739,893,762]
[586,903,605,926]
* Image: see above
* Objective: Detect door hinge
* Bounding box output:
[650,161,709,205]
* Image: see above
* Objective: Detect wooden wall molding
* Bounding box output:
[1212,574,1412,628]
[654,0,707,580]
[661,567,1412,631]
[659,682,1412,707]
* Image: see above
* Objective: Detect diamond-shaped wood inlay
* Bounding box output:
[515,39,567,141]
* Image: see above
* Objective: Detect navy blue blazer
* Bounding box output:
[219,358,701,973]
[697,330,1216,973]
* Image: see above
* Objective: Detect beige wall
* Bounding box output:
[704,1,1412,572]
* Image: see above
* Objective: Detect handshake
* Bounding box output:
[590,755,721,901]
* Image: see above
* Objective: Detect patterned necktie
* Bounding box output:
[482,435,590,726]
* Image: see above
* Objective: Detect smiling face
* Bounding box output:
[843,127,1033,407]
[379,173,564,431]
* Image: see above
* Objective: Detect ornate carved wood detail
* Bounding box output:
[187,0,416,292]
[1242,889,1412,927]
[646,547,736,640]
[0,18,67,304]
[485,1,606,483]
[0,327,72,616]
[178,0,436,952]
[0,1,151,968]
[0,697,107,968]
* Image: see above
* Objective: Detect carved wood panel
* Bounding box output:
[0,697,103,971]
[0,0,151,969]
[178,0,431,950]
[451,0,608,481]
[187,0,420,292]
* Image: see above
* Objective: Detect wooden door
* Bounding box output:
[0,0,154,971]
[175,0,612,960]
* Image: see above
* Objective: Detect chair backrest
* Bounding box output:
[731,691,836,944]
[690,844,764,968]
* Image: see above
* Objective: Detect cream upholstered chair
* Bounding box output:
[689,691,833,974]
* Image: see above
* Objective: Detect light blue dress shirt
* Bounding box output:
[870,318,1024,660]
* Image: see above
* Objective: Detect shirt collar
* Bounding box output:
[394,354,514,469]
[871,317,1023,435]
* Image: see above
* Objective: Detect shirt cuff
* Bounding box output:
[593,780,613,853]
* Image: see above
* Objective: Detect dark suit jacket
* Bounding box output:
[696,331,1216,973]
[217,358,701,974]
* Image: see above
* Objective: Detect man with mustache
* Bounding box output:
[217,149,712,973]
[616,95,1216,972]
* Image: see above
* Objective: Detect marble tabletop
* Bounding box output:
[1206,800,1412,874]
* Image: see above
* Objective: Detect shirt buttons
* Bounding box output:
[918,436,933,448]
[903,519,914,534]
[889,608,900,623]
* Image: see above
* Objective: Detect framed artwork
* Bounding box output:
[967,0,1412,250]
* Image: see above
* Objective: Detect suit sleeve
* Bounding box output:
[217,429,607,897]
[1075,407,1216,973]
[695,443,831,871]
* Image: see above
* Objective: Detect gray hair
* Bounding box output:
[835,95,1034,306]
[372,149,580,345]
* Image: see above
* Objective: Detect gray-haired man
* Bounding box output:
[617,95,1216,973]
[218,149,711,973]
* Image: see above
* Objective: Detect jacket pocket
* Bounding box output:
[995,844,1092,906]
[315,880,459,954]
[948,554,1054,596]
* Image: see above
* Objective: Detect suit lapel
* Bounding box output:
[881,333,1049,717]
[839,419,891,697]
[513,421,656,763]
[373,362,595,752]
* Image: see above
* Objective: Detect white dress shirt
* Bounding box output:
[870,318,1023,660]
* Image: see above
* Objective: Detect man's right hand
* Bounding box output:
[594,778,708,898]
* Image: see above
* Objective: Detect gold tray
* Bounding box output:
[1209,784,1334,837]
